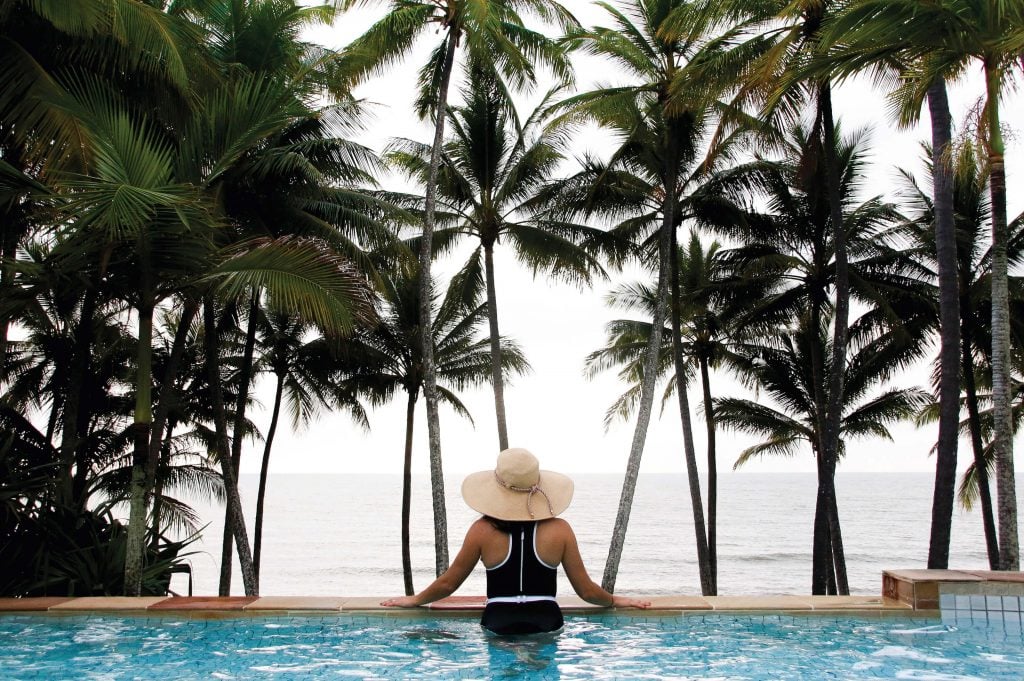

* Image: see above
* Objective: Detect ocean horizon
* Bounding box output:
[174,471,1016,598]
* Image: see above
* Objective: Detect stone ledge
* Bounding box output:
[49,597,166,611]
[244,597,345,611]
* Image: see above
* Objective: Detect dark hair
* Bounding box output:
[483,515,523,534]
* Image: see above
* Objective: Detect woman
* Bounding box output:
[381,448,651,634]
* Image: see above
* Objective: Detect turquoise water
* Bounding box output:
[2,614,1022,679]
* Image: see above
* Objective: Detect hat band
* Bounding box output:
[493,470,555,519]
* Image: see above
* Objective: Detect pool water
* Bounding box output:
[2,614,1022,679]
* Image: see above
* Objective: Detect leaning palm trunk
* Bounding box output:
[962,339,1000,567]
[484,244,510,450]
[124,300,156,596]
[204,296,258,596]
[926,79,962,570]
[253,370,285,582]
[418,29,459,576]
[984,66,1019,571]
[402,390,418,595]
[668,196,714,596]
[220,294,260,595]
[815,83,850,596]
[602,188,674,593]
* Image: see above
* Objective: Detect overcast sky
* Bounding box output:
[239,0,1024,477]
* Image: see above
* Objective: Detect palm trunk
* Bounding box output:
[402,389,417,596]
[146,300,198,497]
[984,62,1018,571]
[668,220,713,596]
[926,78,961,570]
[63,287,98,510]
[124,300,155,596]
[418,28,459,576]
[483,244,509,450]
[0,140,26,379]
[601,171,674,593]
[818,82,849,595]
[203,296,258,596]
[253,369,285,582]
[962,327,1000,568]
[220,293,260,595]
[699,355,718,593]
[150,416,177,552]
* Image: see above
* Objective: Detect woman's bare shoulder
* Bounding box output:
[539,517,573,536]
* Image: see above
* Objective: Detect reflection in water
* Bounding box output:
[486,629,561,675]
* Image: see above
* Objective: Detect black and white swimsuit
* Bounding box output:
[480,521,564,635]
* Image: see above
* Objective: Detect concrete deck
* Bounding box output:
[0,571,1017,619]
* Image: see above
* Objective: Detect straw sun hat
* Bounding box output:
[461,448,574,521]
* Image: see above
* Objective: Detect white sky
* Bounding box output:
[239,0,1024,477]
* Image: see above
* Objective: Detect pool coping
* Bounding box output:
[0,570,1016,620]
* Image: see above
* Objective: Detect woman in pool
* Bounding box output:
[381,448,651,634]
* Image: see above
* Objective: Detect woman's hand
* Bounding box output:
[612,595,652,609]
[380,596,420,607]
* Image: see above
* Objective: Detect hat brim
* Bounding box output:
[461,469,573,521]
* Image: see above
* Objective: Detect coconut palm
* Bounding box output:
[680,0,882,591]
[340,263,529,595]
[717,317,932,504]
[249,310,373,582]
[584,233,766,590]
[344,0,574,575]
[815,0,1024,571]
[812,2,964,574]
[899,142,1024,567]
[707,122,933,592]
[387,68,609,451]
[555,0,768,595]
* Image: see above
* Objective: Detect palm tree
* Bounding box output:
[707,122,933,592]
[250,310,372,582]
[0,0,204,372]
[814,0,964,574]
[344,0,574,575]
[556,0,765,594]
[387,68,608,451]
[585,233,763,590]
[899,142,1024,567]
[816,0,1024,571]
[717,318,932,515]
[341,263,529,595]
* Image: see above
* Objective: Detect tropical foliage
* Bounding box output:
[0,0,1020,599]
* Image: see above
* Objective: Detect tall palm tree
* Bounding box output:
[814,0,964,574]
[584,233,763,590]
[816,0,1024,571]
[344,0,574,575]
[341,263,529,595]
[556,0,763,594]
[249,310,372,582]
[388,68,608,451]
[707,122,933,592]
[683,0,880,591]
[899,142,1024,567]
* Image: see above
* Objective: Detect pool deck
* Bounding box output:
[0,570,1020,619]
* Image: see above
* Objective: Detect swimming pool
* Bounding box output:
[3,613,1022,679]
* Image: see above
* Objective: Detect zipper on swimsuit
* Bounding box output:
[519,529,525,594]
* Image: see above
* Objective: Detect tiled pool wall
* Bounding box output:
[879,569,1024,634]
[940,591,1024,632]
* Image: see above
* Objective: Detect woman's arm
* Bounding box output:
[560,522,651,609]
[380,520,485,607]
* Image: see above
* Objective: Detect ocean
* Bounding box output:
[176,472,1015,598]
